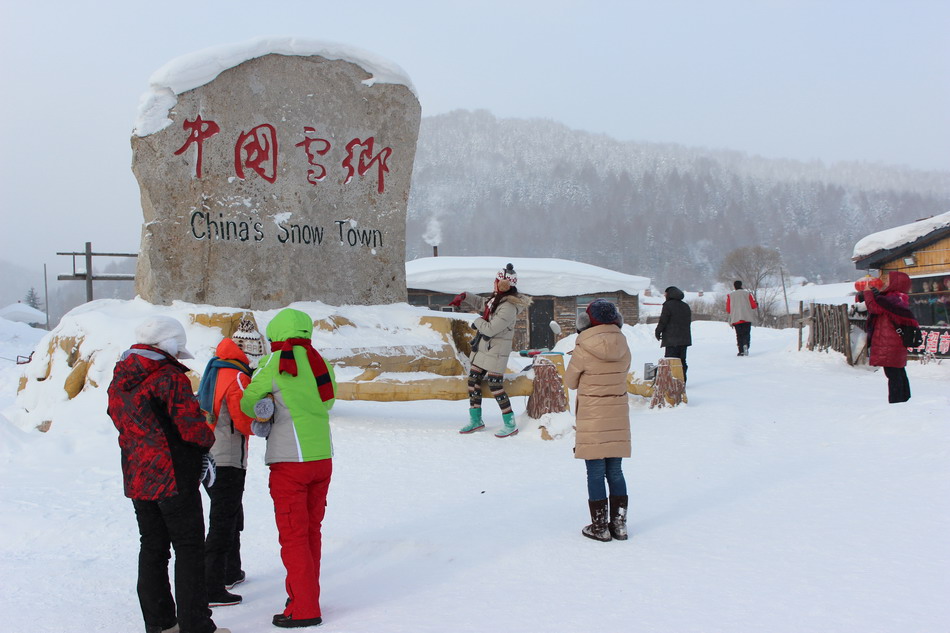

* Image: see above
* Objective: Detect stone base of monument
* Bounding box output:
[13,302,560,432]
[13,301,684,434]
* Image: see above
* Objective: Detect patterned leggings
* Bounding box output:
[468,366,512,414]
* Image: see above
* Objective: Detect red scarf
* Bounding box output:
[270,338,335,402]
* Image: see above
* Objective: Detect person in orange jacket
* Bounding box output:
[198,333,260,607]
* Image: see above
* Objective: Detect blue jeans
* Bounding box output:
[585,457,626,500]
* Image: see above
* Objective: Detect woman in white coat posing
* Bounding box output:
[449,263,532,438]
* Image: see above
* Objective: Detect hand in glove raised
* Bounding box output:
[448,293,465,307]
[200,453,216,488]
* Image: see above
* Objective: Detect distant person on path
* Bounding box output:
[564,299,632,542]
[654,286,692,383]
[107,315,229,633]
[863,271,918,403]
[240,308,336,629]
[197,321,264,608]
[448,263,532,438]
[727,280,758,356]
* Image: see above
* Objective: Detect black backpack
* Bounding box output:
[895,324,924,349]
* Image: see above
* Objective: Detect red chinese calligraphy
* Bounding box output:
[923,330,939,354]
[235,124,279,183]
[295,127,332,185]
[173,116,220,178]
[343,137,392,194]
[939,332,950,355]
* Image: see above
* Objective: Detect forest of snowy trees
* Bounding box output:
[406,110,950,289]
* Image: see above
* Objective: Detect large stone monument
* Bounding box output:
[131,38,421,309]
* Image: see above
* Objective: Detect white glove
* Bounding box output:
[254,397,275,422]
[200,453,216,488]
[251,421,273,438]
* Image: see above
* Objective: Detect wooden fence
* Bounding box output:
[799,302,856,365]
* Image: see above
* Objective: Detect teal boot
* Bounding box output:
[494,412,518,438]
[459,408,485,434]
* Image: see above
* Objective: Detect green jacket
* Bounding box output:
[240,308,336,464]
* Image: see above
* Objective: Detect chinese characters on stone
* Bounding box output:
[175,117,393,193]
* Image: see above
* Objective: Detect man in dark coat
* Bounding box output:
[655,286,692,383]
[108,315,227,633]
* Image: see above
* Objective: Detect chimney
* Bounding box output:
[433,245,438,257]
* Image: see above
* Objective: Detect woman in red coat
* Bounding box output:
[863,271,918,403]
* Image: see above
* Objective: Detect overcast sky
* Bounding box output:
[1,0,948,282]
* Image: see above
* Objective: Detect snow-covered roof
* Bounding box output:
[852,211,950,260]
[134,36,417,137]
[0,303,46,325]
[406,257,650,296]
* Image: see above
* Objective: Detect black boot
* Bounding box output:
[581,499,611,542]
[609,495,628,541]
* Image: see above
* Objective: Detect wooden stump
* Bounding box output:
[649,358,686,408]
[527,357,568,418]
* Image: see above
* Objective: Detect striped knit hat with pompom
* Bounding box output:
[232,318,266,361]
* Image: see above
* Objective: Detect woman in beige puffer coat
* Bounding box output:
[564,299,631,542]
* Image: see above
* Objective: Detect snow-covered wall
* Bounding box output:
[406,256,650,296]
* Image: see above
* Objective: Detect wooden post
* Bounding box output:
[84,242,94,302]
[841,304,854,366]
[526,357,567,418]
[43,263,51,330]
[797,301,803,350]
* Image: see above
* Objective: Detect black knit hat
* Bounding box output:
[586,299,622,326]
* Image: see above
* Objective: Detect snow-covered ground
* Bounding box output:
[1,315,948,633]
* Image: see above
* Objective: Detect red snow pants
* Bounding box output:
[269,459,333,620]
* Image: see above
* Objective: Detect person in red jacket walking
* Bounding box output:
[726,280,758,356]
[863,271,918,403]
[108,315,229,633]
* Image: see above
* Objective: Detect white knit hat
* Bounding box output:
[135,316,194,359]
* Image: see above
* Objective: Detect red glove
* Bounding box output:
[448,293,465,307]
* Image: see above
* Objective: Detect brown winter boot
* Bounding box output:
[609,495,628,541]
[581,499,611,542]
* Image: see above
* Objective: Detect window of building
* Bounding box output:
[909,275,950,326]
[575,294,619,321]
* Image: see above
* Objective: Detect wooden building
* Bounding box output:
[853,211,950,357]
[406,256,650,351]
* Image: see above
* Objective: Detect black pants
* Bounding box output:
[883,366,911,403]
[205,466,246,593]
[132,488,216,633]
[664,345,688,383]
[734,322,752,353]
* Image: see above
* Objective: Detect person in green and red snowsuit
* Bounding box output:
[240,308,336,629]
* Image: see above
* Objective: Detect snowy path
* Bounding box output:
[2,322,948,633]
